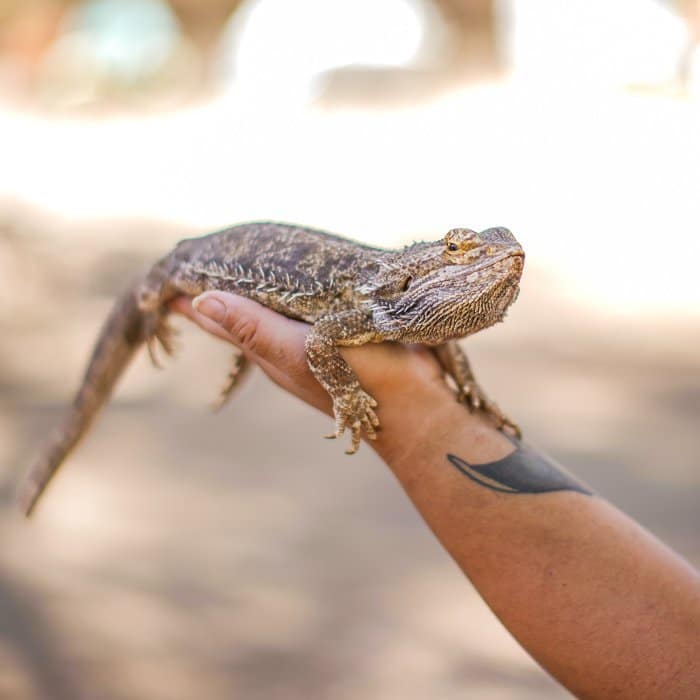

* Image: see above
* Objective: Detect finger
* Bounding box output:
[170,296,234,344]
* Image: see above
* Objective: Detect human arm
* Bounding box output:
[171,291,700,700]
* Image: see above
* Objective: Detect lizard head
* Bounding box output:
[363,227,524,344]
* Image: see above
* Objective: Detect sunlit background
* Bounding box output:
[1,1,699,698]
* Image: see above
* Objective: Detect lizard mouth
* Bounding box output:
[401,249,524,298]
[460,249,524,278]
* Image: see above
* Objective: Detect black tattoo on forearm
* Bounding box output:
[447,441,593,496]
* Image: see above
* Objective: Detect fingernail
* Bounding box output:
[193,294,226,323]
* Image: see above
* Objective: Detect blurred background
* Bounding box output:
[1,1,699,698]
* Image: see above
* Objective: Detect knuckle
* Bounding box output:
[228,316,261,353]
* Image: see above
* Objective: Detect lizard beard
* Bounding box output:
[369,257,522,344]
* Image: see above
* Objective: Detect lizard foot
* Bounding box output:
[325,389,380,454]
[211,351,250,412]
[459,381,521,438]
[146,314,178,369]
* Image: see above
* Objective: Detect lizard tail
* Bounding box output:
[18,283,171,517]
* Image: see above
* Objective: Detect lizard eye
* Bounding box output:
[401,276,412,291]
[447,242,459,252]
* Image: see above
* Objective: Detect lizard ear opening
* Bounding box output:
[401,276,412,291]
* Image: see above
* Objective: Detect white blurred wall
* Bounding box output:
[1,0,699,316]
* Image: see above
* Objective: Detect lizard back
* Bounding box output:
[172,222,384,322]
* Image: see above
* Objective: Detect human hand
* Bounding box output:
[170,292,450,456]
[173,297,700,700]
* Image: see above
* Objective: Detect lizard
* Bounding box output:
[19,221,525,516]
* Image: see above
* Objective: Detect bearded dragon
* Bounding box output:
[19,222,524,516]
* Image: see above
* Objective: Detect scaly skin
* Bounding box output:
[19,222,524,515]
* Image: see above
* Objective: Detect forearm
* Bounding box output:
[367,373,700,699]
[173,293,700,697]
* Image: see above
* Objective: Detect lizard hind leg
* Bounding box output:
[137,273,184,370]
[434,341,521,438]
[145,313,178,369]
[211,351,251,411]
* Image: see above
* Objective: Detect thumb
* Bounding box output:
[192,291,307,363]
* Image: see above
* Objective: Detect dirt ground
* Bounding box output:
[0,214,698,700]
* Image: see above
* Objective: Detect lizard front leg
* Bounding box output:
[434,340,521,437]
[304,310,381,454]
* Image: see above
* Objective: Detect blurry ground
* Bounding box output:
[0,210,698,700]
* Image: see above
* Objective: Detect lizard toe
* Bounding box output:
[345,422,362,454]
[482,399,521,439]
[460,381,483,410]
[325,419,345,440]
[361,415,377,440]
[366,407,380,428]
[503,418,522,439]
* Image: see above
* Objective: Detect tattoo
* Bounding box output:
[447,441,593,496]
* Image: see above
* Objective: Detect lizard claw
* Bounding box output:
[481,399,521,438]
[460,380,483,410]
[502,416,522,439]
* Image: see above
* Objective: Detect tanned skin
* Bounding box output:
[20,222,523,515]
[174,290,700,700]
